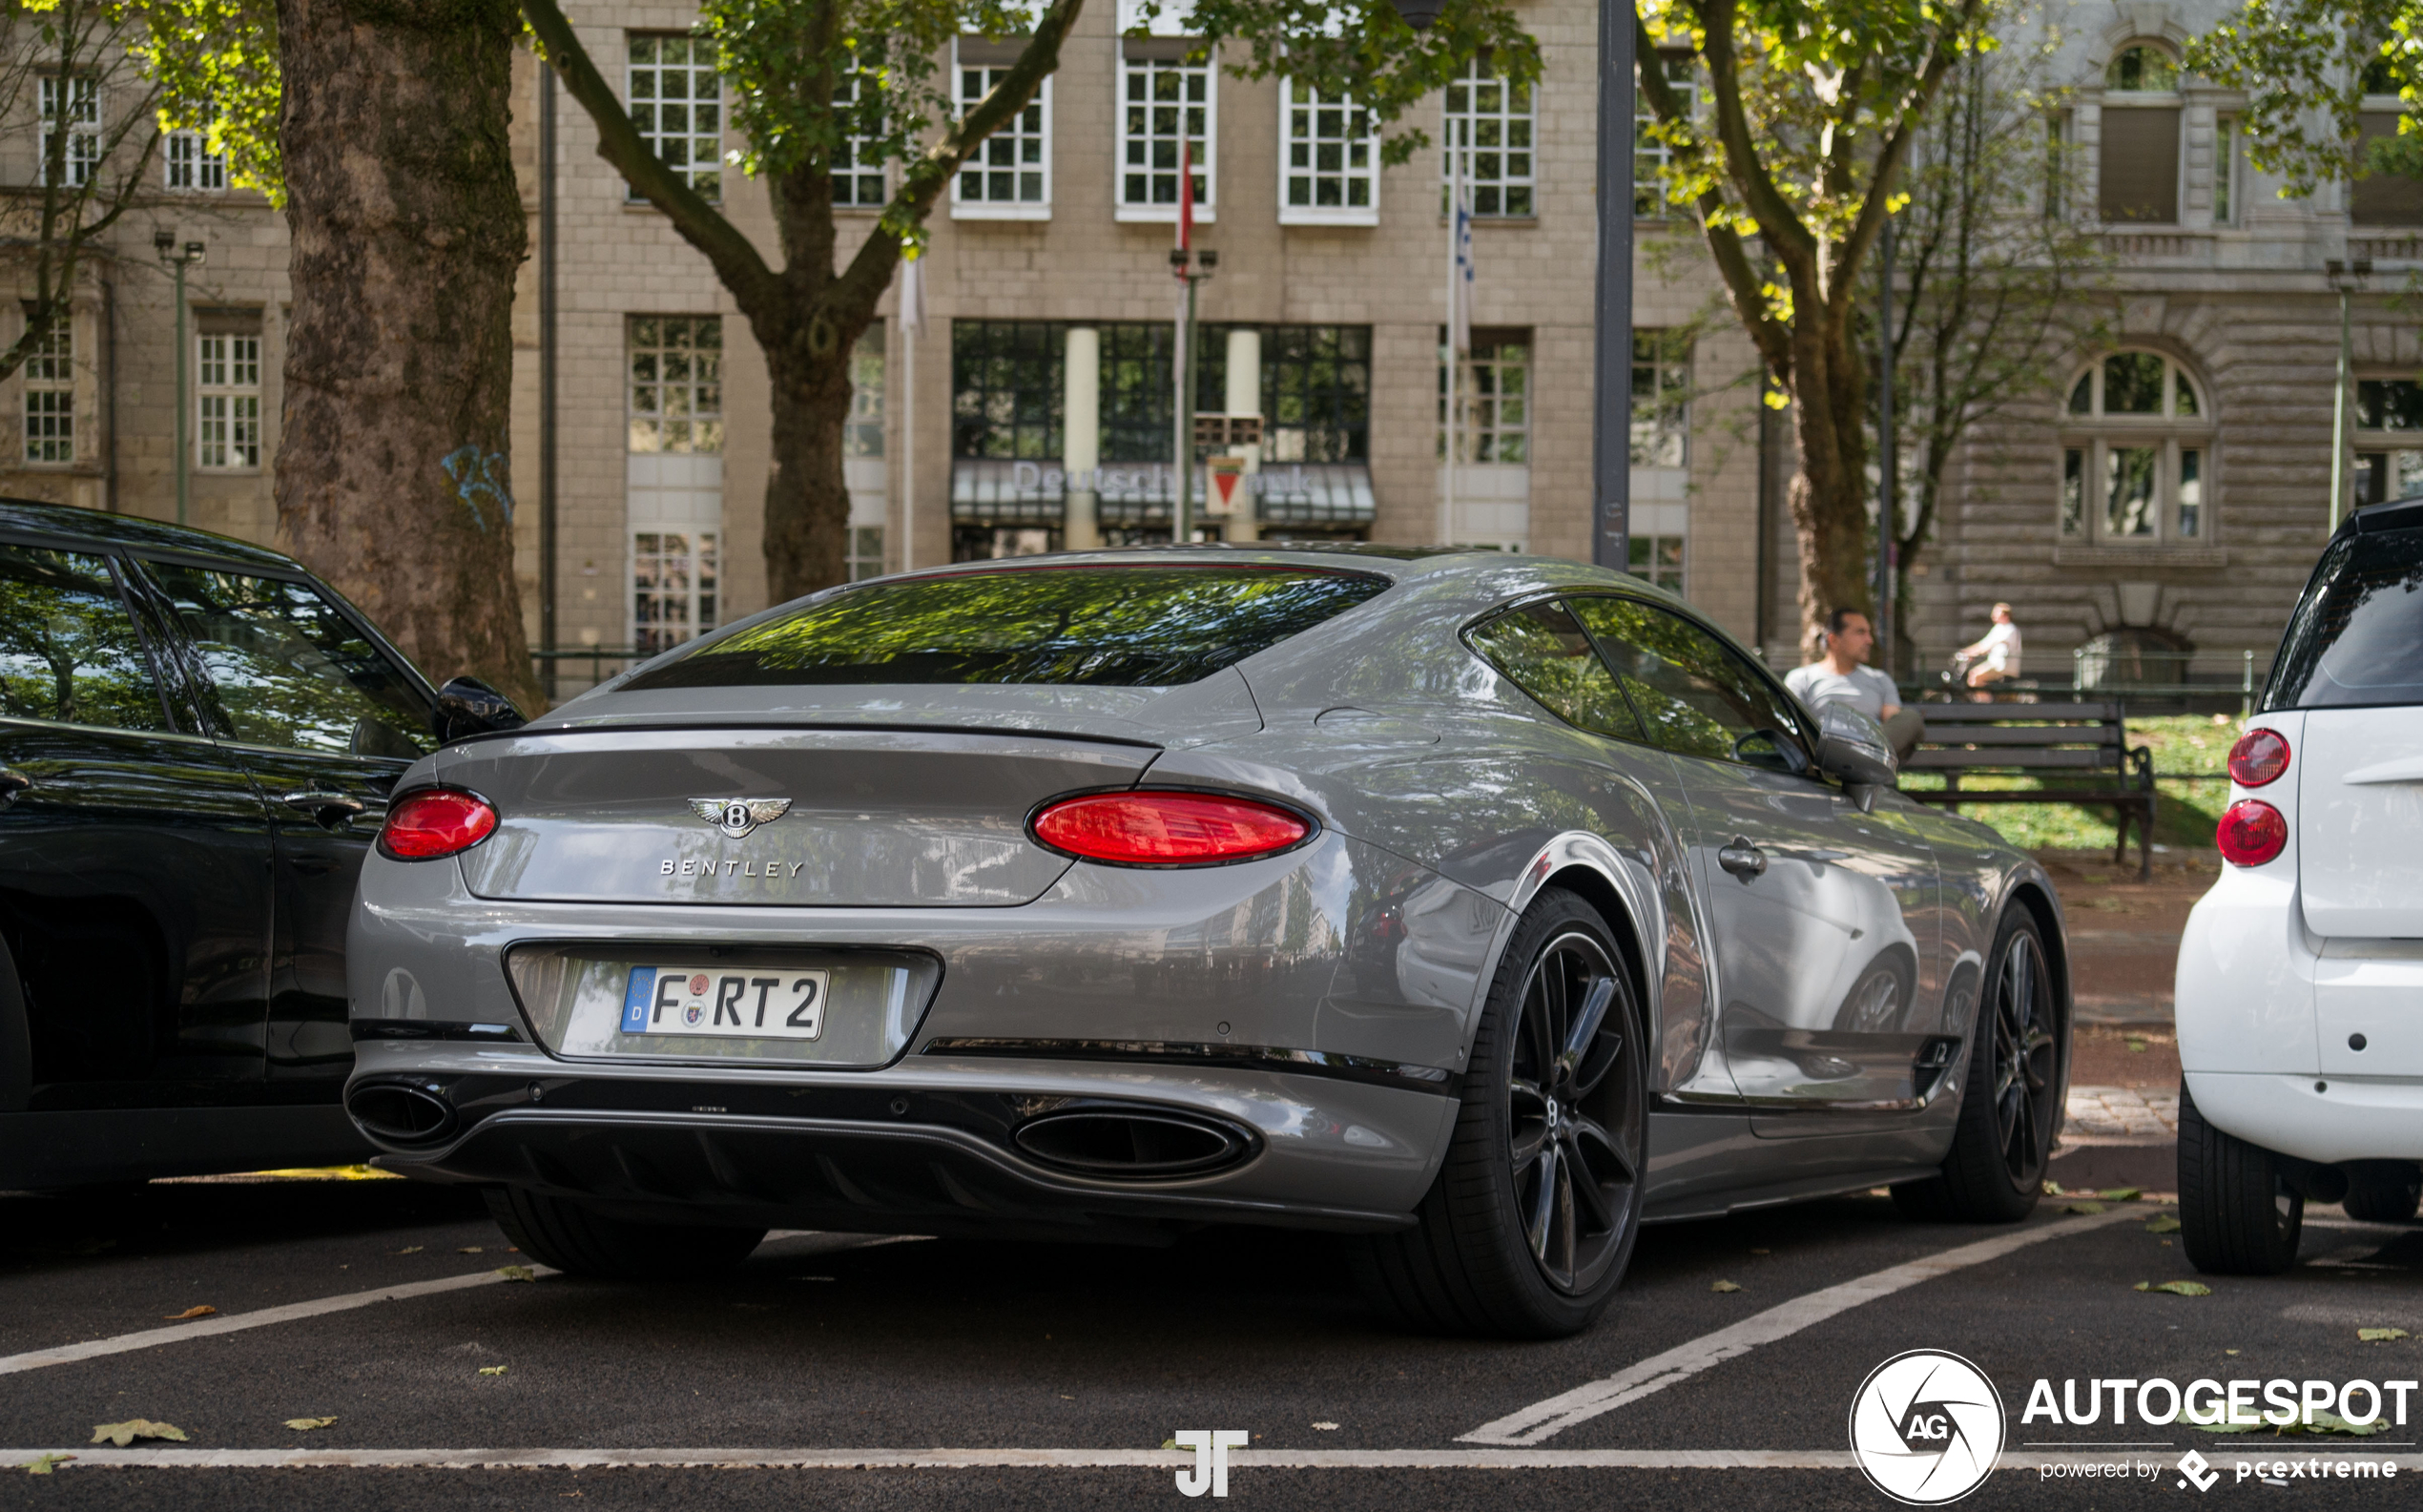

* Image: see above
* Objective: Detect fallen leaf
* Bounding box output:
[1059,1395,1074,1401]
[22,1454,72,1475]
[89,1419,187,1447]
[2164,1408,2386,1438]
[1710,1279,1741,1293]
[2226,1349,2240,1356]
[495,1265,536,1283]
[457,1247,484,1254]
[2125,1039,2148,1053]
[479,1366,507,1377]
[162,1305,217,1321]
[2064,1202,2105,1214]
[1161,1439,1179,1451]
[394,1247,424,1255]
[2145,1215,2182,1233]
[2360,1328,2410,1343]
[283,1418,337,1432]
[1312,1421,1340,1431]
[2099,1188,2143,1202]
[1750,1248,1771,1255]
[2041,1179,2061,1194]
[2134,1280,2212,1296]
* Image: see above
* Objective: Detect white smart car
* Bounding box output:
[2177,495,2423,1272]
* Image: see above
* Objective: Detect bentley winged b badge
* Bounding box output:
[690,797,794,839]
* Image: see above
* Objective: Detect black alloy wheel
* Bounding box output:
[1353,888,1647,1337]
[1894,907,2063,1223]
[1506,927,1641,1295]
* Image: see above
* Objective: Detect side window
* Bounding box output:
[1569,597,1809,772]
[0,545,169,732]
[144,564,435,759]
[1466,598,1646,742]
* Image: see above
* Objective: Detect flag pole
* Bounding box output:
[1441,131,1458,546]
[898,251,922,571]
[1172,141,1194,545]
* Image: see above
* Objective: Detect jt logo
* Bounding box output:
[1173,1430,1249,1498]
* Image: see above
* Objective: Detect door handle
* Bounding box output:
[1717,836,1767,881]
[281,791,367,830]
[0,768,29,809]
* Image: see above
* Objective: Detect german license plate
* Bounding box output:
[619,966,828,1040]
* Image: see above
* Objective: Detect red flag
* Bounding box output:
[1176,139,1193,263]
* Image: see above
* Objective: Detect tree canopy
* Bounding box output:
[2188,0,2423,194]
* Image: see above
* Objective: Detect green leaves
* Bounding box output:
[2186,0,2413,197]
[130,0,283,203]
[2135,1279,2213,1296]
[89,1419,187,1447]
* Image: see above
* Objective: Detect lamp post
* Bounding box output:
[2327,257,2371,533]
[1169,245,1216,543]
[154,231,206,527]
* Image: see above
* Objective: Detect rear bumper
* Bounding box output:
[2184,1070,2423,1165]
[348,1040,1455,1234]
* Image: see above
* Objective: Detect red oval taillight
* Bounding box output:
[2217,798,2288,867]
[1031,791,1313,866]
[2227,727,2290,788]
[378,788,499,860]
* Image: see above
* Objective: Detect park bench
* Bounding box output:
[1903,700,2157,880]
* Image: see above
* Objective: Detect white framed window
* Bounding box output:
[2354,379,2423,509]
[1628,533,1685,591]
[165,128,226,192]
[1634,55,1697,217]
[1439,332,1528,464]
[22,322,70,465]
[832,63,888,209]
[632,529,717,654]
[39,75,98,189]
[848,526,885,580]
[2213,114,2240,226]
[1442,58,1534,217]
[627,315,724,454]
[1279,80,1376,225]
[196,333,262,470]
[847,327,884,457]
[1116,44,1214,221]
[952,40,1049,217]
[627,34,722,201]
[2060,350,2211,542]
[1629,331,1690,467]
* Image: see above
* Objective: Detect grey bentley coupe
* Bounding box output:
[346,548,2069,1338]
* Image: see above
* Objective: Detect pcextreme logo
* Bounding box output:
[1849,1349,2007,1505]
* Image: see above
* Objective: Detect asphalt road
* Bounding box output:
[2,1173,2418,1509]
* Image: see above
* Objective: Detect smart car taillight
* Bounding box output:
[1031,791,1313,866]
[2217,798,2288,867]
[2227,727,2290,788]
[379,788,498,860]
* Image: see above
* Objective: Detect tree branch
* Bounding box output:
[1695,0,1817,274]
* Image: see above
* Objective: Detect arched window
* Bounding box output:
[2061,351,2211,544]
[2100,42,2182,223]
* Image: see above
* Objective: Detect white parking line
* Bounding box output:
[12,1447,2422,1473]
[1460,1206,2145,1446]
[0,1268,552,1377]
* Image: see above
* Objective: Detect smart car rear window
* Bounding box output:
[2268,528,2423,710]
[621,565,1392,689]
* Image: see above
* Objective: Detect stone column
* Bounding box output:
[1222,326,1261,543]
[1064,326,1101,549]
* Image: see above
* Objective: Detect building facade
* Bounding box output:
[0,0,2402,694]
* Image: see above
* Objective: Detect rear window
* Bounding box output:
[2268,528,2423,710]
[621,565,1391,690]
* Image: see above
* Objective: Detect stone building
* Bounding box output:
[0,0,2400,693]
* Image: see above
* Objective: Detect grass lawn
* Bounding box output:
[1899,713,2237,854]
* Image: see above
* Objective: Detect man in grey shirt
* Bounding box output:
[1785,609,1923,761]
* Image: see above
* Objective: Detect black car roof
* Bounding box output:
[0,495,300,570]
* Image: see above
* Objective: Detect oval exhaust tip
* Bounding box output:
[1012,1109,1253,1179]
[346,1082,457,1145]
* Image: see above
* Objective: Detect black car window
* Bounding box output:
[1466,599,1646,741]
[145,564,435,758]
[622,565,1391,690]
[1569,596,1810,773]
[0,545,171,733]
[2268,528,2423,710]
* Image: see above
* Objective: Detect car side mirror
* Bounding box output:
[433,675,527,746]
[1813,701,1898,795]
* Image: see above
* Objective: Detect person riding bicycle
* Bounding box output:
[1956,602,2023,691]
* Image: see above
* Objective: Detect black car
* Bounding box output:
[0,498,520,1188]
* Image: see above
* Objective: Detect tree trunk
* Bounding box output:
[1784,309,1874,659]
[761,321,861,604]
[273,0,540,712]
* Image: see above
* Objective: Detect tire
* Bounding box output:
[1892,906,2062,1223]
[2177,1084,2303,1274]
[483,1186,766,1281]
[2340,1162,2421,1225]
[1353,888,1647,1339]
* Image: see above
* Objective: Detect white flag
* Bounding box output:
[899,253,924,333]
